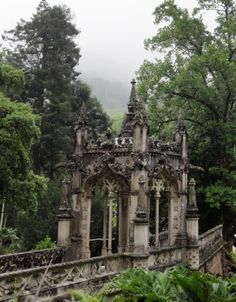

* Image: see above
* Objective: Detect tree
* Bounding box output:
[2,2,111,249]
[137,0,236,245]
[0,57,47,236]
[3,0,81,177]
[71,80,111,140]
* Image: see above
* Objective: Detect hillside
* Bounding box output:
[83,77,130,116]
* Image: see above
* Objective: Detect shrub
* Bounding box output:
[35,235,56,250]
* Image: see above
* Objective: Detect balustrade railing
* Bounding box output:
[0,247,65,273]
[198,224,223,264]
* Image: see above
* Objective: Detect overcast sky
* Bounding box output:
[0,0,198,85]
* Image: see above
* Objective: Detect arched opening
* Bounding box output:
[159,191,169,247]
[83,167,129,258]
[149,189,169,247]
[89,189,105,257]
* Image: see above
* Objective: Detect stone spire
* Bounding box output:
[175,111,186,134]
[120,79,147,137]
[75,102,87,130]
[130,79,137,101]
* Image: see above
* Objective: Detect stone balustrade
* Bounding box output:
[0,248,65,273]
[0,246,183,301]
[0,225,224,301]
[198,225,224,266]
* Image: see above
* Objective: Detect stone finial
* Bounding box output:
[130,79,136,99]
[188,178,197,209]
[128,78,138,107]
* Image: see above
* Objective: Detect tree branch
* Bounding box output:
[170,91,221,119]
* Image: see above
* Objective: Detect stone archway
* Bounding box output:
[78,166,130,258]
[149,168,181,248]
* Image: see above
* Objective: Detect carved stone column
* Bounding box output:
[102,198,108,256]
[57,208,73,247]
[134,208,149,254]
[133,175,149,254]
[186,178,200,270]
[80,193,92,259]
[155,192,160,247]
[108,191,113,254]
[57,180,73,248]
[168,191,174,245]
[118,192,129,253]
[186,178,199,244]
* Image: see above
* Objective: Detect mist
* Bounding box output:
[0,0,200,113]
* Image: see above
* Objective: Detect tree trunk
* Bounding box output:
[0,200,5,230]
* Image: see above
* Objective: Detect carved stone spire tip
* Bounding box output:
[129,78,137,102]
[175,110,186,132]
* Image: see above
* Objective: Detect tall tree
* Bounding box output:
[0,56,47,234]
[3,0,81,177]
[137,0,236,246]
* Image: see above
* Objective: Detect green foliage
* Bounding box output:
[0,54,24,97]
[67,290,102,302]
[110,268,177,302]
[64,266,236,301]
[0,91,48,214]
[137,0,236,240]
[16,178,60,250]
[112,112,124,135]
[35,235,56,250]
[230,252,236,265]
[0,228,23,254]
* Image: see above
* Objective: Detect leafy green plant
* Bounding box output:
[230,252,236,265]
[0,228,23,254]
[35,235,56,250]
[109,268,179,302]
[64,266,236,302]
[66,290,102,302]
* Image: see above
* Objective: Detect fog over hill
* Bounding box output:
[82,76,130,116]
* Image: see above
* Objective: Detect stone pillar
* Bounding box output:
[186,178,199,244]
[108,192,113,254]
[168,192,174,245]
[79,193,92,259]
[134,208,149,254]
[102,198,108,255]
[133,175,149,254]
[57,180,73,248]
[186,178,200,270]
[155,192,160,247]
[57,209,73,247]
[129,191,138,252]
[118,193,130,253]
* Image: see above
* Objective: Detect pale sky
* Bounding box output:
[0,0,199,85]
